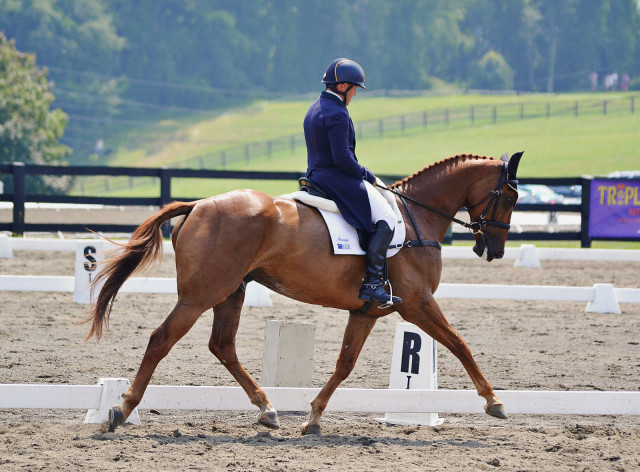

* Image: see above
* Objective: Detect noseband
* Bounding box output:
[379,162,518,247]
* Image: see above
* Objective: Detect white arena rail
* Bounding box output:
[1,237,178,255]
[442,245,640,262]
[1,382,639,417]
[0,276,637,314]
[0,275,176,293]
[2,236,640,262]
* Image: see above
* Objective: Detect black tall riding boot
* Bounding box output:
[358,220,402,305]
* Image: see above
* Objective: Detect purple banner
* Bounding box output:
[589,179,640,239]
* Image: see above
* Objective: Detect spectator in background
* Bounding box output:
[621,73,630,92]
[589,72,598,91]
[94,139,104,155]
[604,72,618,91]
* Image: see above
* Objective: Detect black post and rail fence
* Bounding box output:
[1,162,634,247]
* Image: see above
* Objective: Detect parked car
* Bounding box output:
[607,170,640,178]
[517,184,565,204]
[550,185,582,205]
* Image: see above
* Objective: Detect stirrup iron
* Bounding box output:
[378,280,397,309]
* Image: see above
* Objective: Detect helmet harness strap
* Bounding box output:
[329,83,354,103]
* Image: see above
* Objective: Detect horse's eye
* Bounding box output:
[505,196,515,206]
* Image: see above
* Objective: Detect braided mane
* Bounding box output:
[390,153,495,188]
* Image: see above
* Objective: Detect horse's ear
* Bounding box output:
[507,151,524,179]
[500,152,509,162]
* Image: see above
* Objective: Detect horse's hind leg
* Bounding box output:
[301,311,377,436]
[208,285,279,429]
[398,298,507,419]
[108,299,209,432]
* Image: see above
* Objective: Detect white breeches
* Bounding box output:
[363,180,397,229]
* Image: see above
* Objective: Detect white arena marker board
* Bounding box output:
[73,241,107,304]
[378,322,443,426]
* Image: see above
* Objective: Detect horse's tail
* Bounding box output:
[85,200,198,340]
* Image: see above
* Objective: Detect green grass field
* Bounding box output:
[99,92,640,178]
[77,92,640,196]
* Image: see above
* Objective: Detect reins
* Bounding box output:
[379,184,482,233]
[377,162,517,248]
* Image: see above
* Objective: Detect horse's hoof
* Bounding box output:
[485,402,508,419]
[108,405,126,432]
[301,423,322,436]
[257,410,280,429]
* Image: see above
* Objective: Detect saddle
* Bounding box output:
[281,178,406,257]
[298,177,329,199]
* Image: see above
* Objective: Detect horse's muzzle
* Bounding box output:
[473,234,504,262]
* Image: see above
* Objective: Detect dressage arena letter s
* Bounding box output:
[74,241,106,304]
[83,246,98,280]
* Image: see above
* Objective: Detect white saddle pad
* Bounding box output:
[282,178,406,257]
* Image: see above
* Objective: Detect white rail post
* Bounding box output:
[378,322,443,426]
[244,281,272,307]
[0,235,12,258]
[586,283,621,314]
[261,320,315,388]
[84,378,140,425]
[514,244,541,268]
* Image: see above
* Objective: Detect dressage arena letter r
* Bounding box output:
[83,246,98,281]
[401,331,422,388]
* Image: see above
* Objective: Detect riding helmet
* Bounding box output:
[321,58,367,89]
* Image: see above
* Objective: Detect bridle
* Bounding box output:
[462,162,518,233]
[379,162,518,248]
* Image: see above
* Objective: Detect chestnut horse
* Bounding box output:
[87,152,522,435]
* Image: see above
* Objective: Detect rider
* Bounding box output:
[303,58,402,306]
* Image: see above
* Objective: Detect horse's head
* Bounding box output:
[466,152,522,261]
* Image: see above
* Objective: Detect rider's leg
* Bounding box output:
[358,181,402,305]
[364,180,398,230]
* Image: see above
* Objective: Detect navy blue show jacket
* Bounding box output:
[304,91,376,232]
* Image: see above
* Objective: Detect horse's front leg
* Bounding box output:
[209,286,279,429]
[302,311,377,436]
[398,296,507,419]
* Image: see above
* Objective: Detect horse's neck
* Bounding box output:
[397,158,488,238]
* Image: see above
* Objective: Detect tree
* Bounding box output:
[469,50,514,90]
[110,0,253,105]
[0,0,126,164]
[462,0,541,91]
[601,0,639,77]
[0,32,71,193]
[2,0,640,172]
